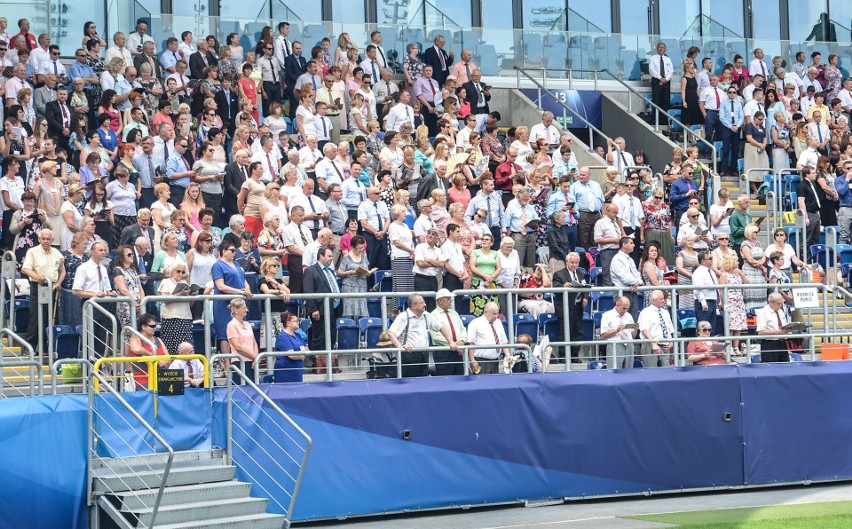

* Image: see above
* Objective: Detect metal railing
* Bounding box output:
[515,66,621,170]
[82,298,121,362]
[88,371,174,529]
[0,328,41,398]
[226,365,312,522]
[92,355,211,393]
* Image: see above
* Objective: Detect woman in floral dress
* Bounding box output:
[527,169,550,249]
[642,190,675,264]
[719,253,747,352]
[675,235,698,310]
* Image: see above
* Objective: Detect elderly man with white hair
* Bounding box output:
[756,292,793,363]
[21,228,65,349]
[250,134,282,184]
[282,148,309,188]
[638,289,675,368]
[529,111,560,146]
[169,342,206,387]
[314,142,344,198]
[600,295,637,369]
[298,135,323,176]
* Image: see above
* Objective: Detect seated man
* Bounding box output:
[168,342,206,387]
[756,292,793,363]
[600,295,637,369]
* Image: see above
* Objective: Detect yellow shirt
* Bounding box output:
[22,245,64,282]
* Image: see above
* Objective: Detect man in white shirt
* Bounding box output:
[302,228,333,270]
[127,19,155,56]
[71,241,117,356]
[612,183,644,252]
[314,142,344,197]
[551,133,578,167]
[696,57,713,94]
[455,115,477,151]
[298,135,323,175]
[756,292,792,362]
[742,75,763,103]
[431,289,468,376]
[610,237,643,320]
[467,302,509,375]
[385,90,415,132]
[748,48,769,85]
[600,295,637,369]
[359,45,382,85]
[638,290,675,368]
[369,31,388,69]
[442,224,468,292]
[802,67,823,94]
[282,206,314,293]
[5,63,31,108]
[606,136,635,173]
[105,32,133,69]
[165,61,191,97]
[177,31,196,76]
[250,134,282,184]
[807,111,830,154]
[692,250,720,333]
[28,33,51,75]
[274,22,292,70]
[773,67,804,99]
[678,207,713,250]
[796,136,821,169]
[292,179,328,238]
[388,294,456,377]
[36,45,67,86]
[529,111,560,146]
[742,88,764,125]
[699,74,724,148]
[838,78,852,114]
[413,229,443,310]
[413,200,435,243]
[594,204,624,285]
[648,42,673,124]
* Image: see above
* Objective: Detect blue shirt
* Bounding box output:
[670,177,698,211]
[341,177,367,209]
[502,199,539,232]
[97,128,119,153]
[836,175,852,207]
[165,152,191,188]
[464,191,504,228]
[132,153,164,189]
[273,331,305,383]
[160,50,179,73]
[566,180,604,213]
[719,98,744,129]
[545,189,573,218]
[69,62,95,89]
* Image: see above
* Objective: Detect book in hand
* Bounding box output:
[622,323,639,330]
[354,267,372,278]
[783,322,806,333]
[710,342,729,353]
[695,227,709,237]
[147,270,167,281]
[754,217,765,226]
[235,257,251,269]
[525,219,541,231]
[171,283,201,295]
[726,207,736,215]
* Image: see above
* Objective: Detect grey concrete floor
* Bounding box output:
[296,482,852,529]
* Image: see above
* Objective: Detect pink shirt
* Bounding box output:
[227,318,258,364]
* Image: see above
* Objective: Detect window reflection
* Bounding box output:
[658,0,700,36]
[619,0,649,35]
[703,0,744,38]
[751,0,781,40]
[788,0,828,41]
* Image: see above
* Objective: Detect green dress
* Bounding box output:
[470,248,499,316]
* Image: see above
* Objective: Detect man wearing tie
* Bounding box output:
[358,186,391,271]
[423,35,453,86]
[638,290,675,367]
[567,167,604,250]
[385,90,415,132]
[611,237,644,321]
[463,176,504,249]
[314,142,344,198]
[292,179,328,239]
[188,39,218,80]
[258,41,283,117]
[649,42,673,124]
[165,139,196,206]
[692,251,721,334]
[749,48,769,90]
[36,45,68,86]
[45,86,73,152]
[502,188,539,269]
[553,252,588,363]
[359,45,382,86]
[34,74,57,117]
[414,66,440,135]
[463,69,490,133]
[215,77,241,137]
[807,110,830,155]
[224,149,250,222]
[605,136,635,173]
[159,37,181,75]
[430,289,468,376]
[719,86,744,176]
[699,74,724,154]
[284,42,307,119]
[303,246,342,352]
[742,88,764,126]
[369,31,388,69]
[132,137,164,207]
[133,236,153,295]
[756,292,793,362]
[467,302,510,375]
[274,22,292,71]
[283,206,314,293]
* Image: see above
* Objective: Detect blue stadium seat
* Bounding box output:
[359,317,384,349]
[790,352,803,361]
[582,316,594,341]
[336,318,360,350]
[367,297,383,318]
[633,359,644,368]
[9,299,28,334]
[455,295,472,316]
[588,360,607,370]
[513,314,538,341]
[460,314,475,328]
[750,354,761,363]
[538,313,559,343]
[46,325,79,360]
[677,309,697,337]
[592,311,603,337]
[191,323,215,355]
[260,374,274,384]
[590,267,603,286]
[375,270,393,292]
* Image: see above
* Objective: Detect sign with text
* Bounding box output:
[520,89,602,129]
[157,369,185,396]
[793,287,820,309]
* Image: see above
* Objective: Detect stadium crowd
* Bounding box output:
[0,15,843,383]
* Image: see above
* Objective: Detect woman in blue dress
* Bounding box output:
[212,241,252,355]
[273,311,307,383]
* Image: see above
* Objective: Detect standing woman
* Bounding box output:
[388,204,416,297]
[825,54,842,101]
[227,298,259,383]
[769,111,792,172]
[112,244,144,332]
[60,184,86,252]
[83,182,115,245]
[642,189,676,264]
[238,161,267,238]
[257,257,290,346]
[680,60,701,126]
[1,119,32,183]
[254,26,273,58]
[226,33,243,67]
[237,63,259,125]
[740,224,767,313]
[193,141,224,222]
[106,166,138,245]
[82,21,106,49]
[34,160,66,247]
[768,227,807,280]
[546,211,572,274]
[212,242,252,357]
[402,43,424,100]
[128,314,170,390]
[744,112,769,195]
[59,232,90,326]
[273,312,307,383]
[338,235,374,321]
[468,234,502,316]
[180,182,205,238]
[295,93,317,144]
[675,235,699,310]
[157,263,194,354]
[731,55,749,90]
[98,90,123,134]
[641,241,669,308]
[150,183,176,248]
[815,155,838,228]
[719,254,748,352]
[9,192,45,268]
[0,159,25,251]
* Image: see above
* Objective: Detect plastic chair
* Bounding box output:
[513,314,538,342]
[455,295,472,316]
[587,360,607,370]
[359,317,384,349]
[10,299,29,334]
[592,311,604,338]
[582,315,594,341]
[336,318,360,350]
[460,314,475,327]
[750,354,762,363]
[677,309,697,337]
[367,297,383,318]
[191,323,215,355]
[539,313,560,343]
[590,267,603,286]
[46,325,79,360]
[633,359,644,368]
[375,270,393,292]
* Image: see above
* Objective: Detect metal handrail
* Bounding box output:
[226,365,312,522]
[83,298,121,361]
[88,371,174,529]
[0,328,39,397]
[92,354,211,392]
[0,251,17,332]
[514,66,620,170]
[0,360,44,398]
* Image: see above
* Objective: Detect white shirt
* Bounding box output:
[388,222,414,259]
[696,68,711,94]
[709,201,734,235]
[610,251,642,287]
[638,305,675,342]
[250,148,281,184]
[774,73,804,98]
[413,242,442,276]
[291,194,327,230]
[467,316,508,360]
[612,193,644,230]
[28,46,50,74]
[700,85,725,111]
[742,99,764,121]
[797,147,820,168]
[802,76,822,93]
[691,265,719,306]
[37,59,67,79]
[128,32,155,55]
[838,89,852,112]
[282,221,313,250]
[314,157,344,190]
[529,123,560,144]
[742,84,758,103]
[756,303,789,333]
[105,46,133,68]
[749,58,769,80]
[807,122,830,144]
[298,146,322,170]
[456,126,474,151]
[384,103,414,132]
[441,239,465,277]
[72,259,112,293]
[389,309,443,348]
[648,53,673,81]
[678,223,710,250]
[600,308,635,341]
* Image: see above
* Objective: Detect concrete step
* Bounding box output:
[135,497,269,527]
[93,464,236,493]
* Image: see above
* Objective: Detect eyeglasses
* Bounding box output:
[178,144,189,148]
[727,90,738,94]
[689,214,699,218]
[270,264,280,268]
[717,237,729,241]
[175,270,186,274]
[75,54,85,58]
[264,47,272,50]
[775,233,786,237]
[144,324,157,329]
[225,247,235,253]
[698,328,711,332]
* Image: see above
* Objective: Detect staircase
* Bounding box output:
[91,449,288,529]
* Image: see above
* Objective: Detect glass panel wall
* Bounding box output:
[788,0,828,41]
[751,0,781,40]
[480,0,516,61]
[619,0,650,35]
[828,0,852,42]
[332,0,368,24]
[567,0,611,33]
[703,0,744,38]
[47,0,96,56]
[658,0,700,37]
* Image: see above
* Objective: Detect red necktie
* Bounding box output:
[490,321,500,343]
[430,81,436,96]
[714,88,720,109]
[445,311,456,341]
[266,153,277,177]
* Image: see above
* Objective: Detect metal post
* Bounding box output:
[226,369,233,465]
[203,299,212,362]
[323,297,332,382]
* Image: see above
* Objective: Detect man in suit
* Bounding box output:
[187,39,218,80]
[553,252,589,363]
[416,160,451,203]
[303,246,342,353]
[215,76,241,137]
[134,41,162,82]
[132,236,154,295]
[118,209,155,249]
[34,73,57,117]
[284,41,307,119]
[44,86,73,152]
[423,34,453,86]
[224,149,249,223]
[463,69,490,133]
